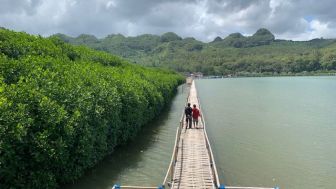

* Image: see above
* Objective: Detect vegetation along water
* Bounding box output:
[63,84,188,189]
[0,29,184,189]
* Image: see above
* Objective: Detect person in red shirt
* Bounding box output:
[192,104,201,129]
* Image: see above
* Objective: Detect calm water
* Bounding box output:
[65,77,336,189]
[197,77,336,189]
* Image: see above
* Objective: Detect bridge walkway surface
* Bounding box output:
[112,80,279,189]
[170,80,216,189]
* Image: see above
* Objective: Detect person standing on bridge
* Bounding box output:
[192,104,201,129]
[185,103,192,129]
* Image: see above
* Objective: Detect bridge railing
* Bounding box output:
[112,113,184,189]
[162,110,184,188]
[196,83,278,189]
[162,87,190,188]
[197,95,221,188]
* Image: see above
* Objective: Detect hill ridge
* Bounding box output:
[51,28,336,75]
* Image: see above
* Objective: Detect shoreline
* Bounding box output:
[201,71,336,79]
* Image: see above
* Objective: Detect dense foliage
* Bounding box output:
[0,29,183,189]
[54,28,336,75]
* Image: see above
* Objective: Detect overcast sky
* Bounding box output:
[1,0,336,42]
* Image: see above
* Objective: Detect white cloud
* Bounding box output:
[106,0,117,9]
[276,19,336,41]
[0,0,336,41]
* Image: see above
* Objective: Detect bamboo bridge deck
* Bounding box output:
[170,80,217,189]
[112,81,279,189]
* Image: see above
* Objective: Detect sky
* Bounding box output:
[1,0,336,42]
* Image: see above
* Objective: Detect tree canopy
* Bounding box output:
[53,28,336,75]
[0,28,183,189]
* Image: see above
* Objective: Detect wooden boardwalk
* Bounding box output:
[112,80,278,189]
[170,81,217,189]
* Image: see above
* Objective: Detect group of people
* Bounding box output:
[184,103,201,129]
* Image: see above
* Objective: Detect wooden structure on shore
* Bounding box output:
[186,77,193,85]
[112,81,278,189]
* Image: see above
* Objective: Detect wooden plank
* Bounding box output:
[171,81,216,189]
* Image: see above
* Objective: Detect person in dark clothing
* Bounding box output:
[185,103,192,129]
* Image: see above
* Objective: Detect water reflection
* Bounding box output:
[197,77,336,189]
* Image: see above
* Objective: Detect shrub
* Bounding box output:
[0,28,184,189]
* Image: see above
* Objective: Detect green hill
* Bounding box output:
[0,28,183,189]
[53,28,336,75]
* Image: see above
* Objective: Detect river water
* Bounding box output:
[65,77,336,189]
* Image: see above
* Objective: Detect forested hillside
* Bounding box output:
[54,28,336,75]
[0,28,183,189]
